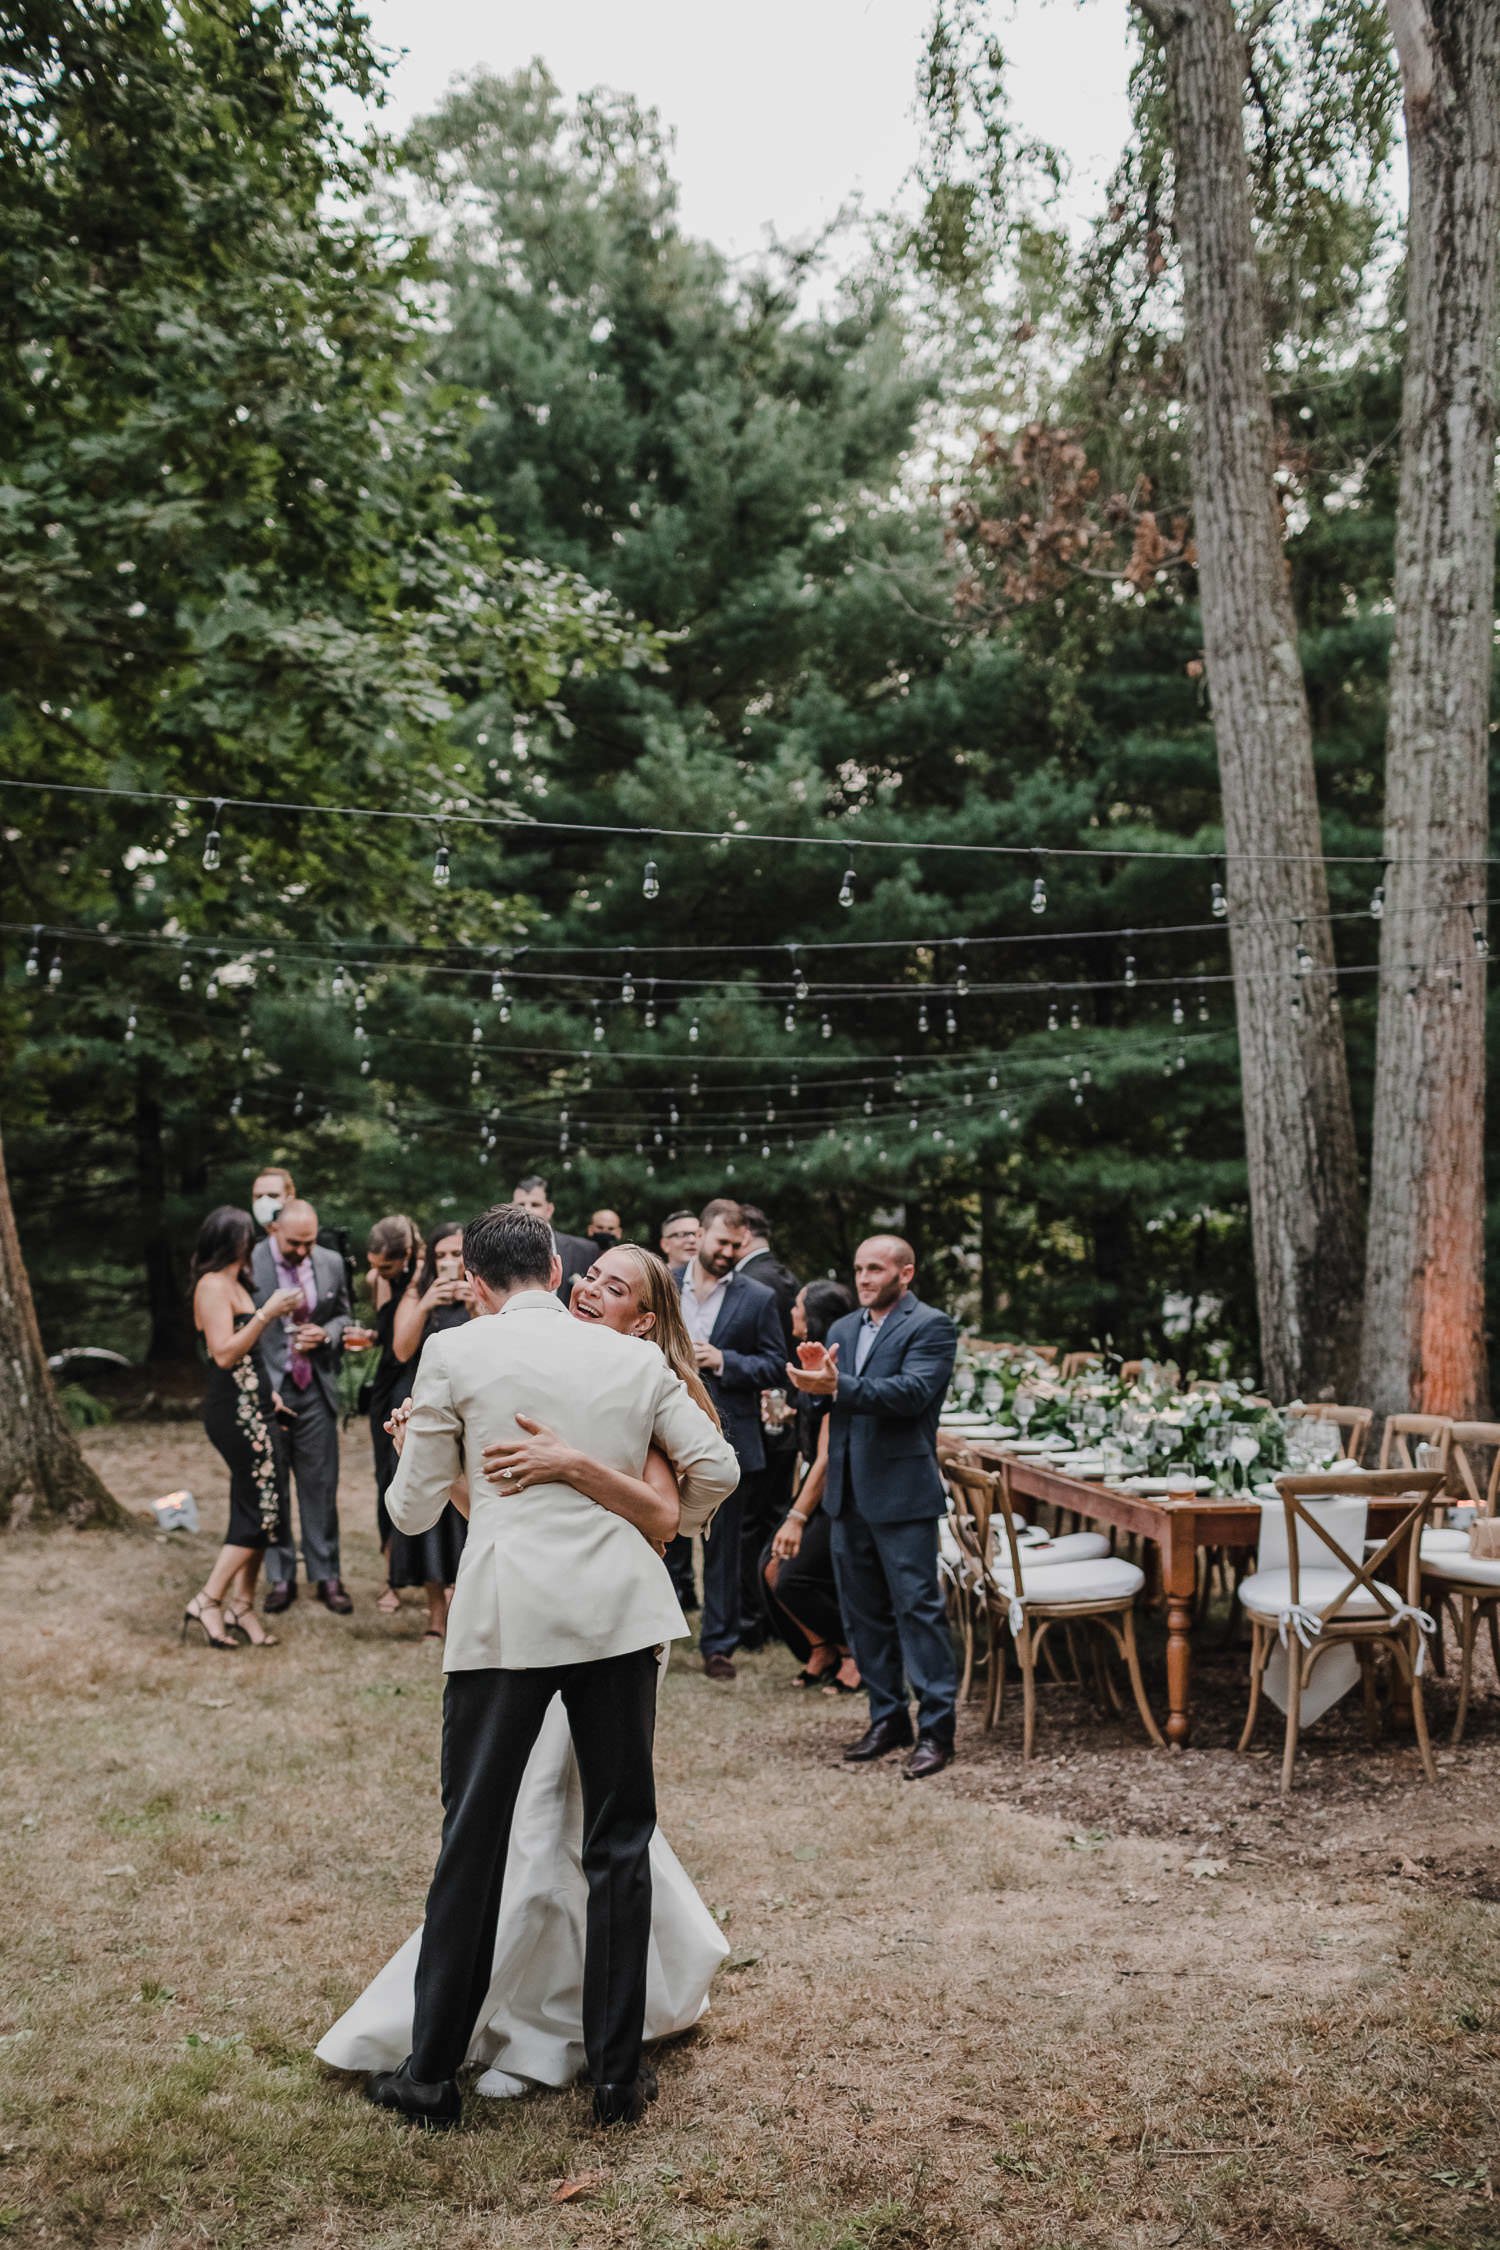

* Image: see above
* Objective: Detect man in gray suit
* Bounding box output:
[251,1198,353,1613]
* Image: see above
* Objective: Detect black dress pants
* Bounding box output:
[410,1646,659,2088]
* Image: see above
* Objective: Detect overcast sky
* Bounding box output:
[362,0,1135,257]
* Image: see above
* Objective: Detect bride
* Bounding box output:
[316,1244,727,2099]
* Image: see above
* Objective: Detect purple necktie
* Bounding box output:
[275,1252,318,1389]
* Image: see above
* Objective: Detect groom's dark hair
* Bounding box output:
[462,1205,556,1292]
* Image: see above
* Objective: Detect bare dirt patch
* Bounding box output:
[0,1424,1496,2248]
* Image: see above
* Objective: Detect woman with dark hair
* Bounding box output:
[385,1220,470,1637]
[364,1214,423,1616]
[183,1206,302,1649]
[763,1279,859,1692]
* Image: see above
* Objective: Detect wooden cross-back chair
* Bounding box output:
[1285,1402,1375,1465]
[1422,1421,1500,1742]
[1378,1413,1453,1474]
[1237,1470,1444,1793]
[1118,1360,1180,1390]
[942,1452,1164,1759]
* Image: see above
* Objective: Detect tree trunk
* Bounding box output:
[1360,0,1500,1417]
[0,1124,133,1530]
[1138,0,1366,1400]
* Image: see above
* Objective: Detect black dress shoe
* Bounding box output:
[315,1577,353,1614]
[591,2067,659,2127]
[842,1713,915,1763]
[263,1581,295,1615]
[365,2060,461,2130]
[902,1734,954,1781]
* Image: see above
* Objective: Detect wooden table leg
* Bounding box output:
[1160,1518,1198,1748]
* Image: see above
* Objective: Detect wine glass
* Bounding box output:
[1203,1423,1233,1491]
[1229,1431,1261,1491]
[1013,1389,1037,1439]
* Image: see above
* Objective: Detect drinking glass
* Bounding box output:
[1229,1432,1261,1490]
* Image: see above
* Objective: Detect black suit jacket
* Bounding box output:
[554,1229,597,1305]
[736,1248,800,1352]
[672,1265,786,1475]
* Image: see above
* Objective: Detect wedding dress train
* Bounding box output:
[316,1689,727,2090]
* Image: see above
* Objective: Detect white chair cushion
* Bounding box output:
[1423,1553,1500,1589]
[1238,1567,1389,1620]
[994,1556,1145,1606]
[1420,1528,1471,1555]
[994,1531,1110,1565]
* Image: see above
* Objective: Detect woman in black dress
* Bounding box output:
[385,1220,471,1638]
[762,1280,859,1692]
[185,1206,301,1650]
[364,1214,423,1614]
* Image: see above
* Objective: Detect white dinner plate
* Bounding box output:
[1122,1475,1213,1496]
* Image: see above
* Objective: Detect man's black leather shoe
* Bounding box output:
[591,2067,659,2127]
[364,2059,461,2130]
[842,1714,915,1763]
[902,1734,954,1781]
[316,1577,353,1614]
[263,1581,295,1615]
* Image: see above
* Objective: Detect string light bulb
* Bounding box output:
[1172,991,1185,1026]
[1070,1003,1081,1032]
[784,1003,796,1033]
[1468,904,1489,960]
[490,966,505,1003]
[1047,1002,1059,1031]
[642,858,660,901]
[644,979,658,1028]
[202,801,223,871]
[47,950,62,987]
[688,1015,700,1044]
[1293,919,1314,976]
[954,942,969,997]
[838,864,856,909]
[820,1012,832,1040]
[620,967,636,1005]
[432,838,451,888]
[945,1005,958,1036]
[917,1000,929,1034]
[1030,872,1047,916]
[1211,880,1228,920]
[1124,954,1137,989]
[124,1010,137,1044]
[24,927,41,977]
[1369,881,1385,921]
[332,964,347,999]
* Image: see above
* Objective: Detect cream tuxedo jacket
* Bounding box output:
[387,1289,740,1670]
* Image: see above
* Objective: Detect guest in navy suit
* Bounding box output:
[787,1235,959,1779]
[674,1198,787,1681]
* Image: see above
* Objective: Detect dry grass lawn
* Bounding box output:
[1,1422,1498,2249]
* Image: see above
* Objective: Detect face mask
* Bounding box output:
[253,1195,284,1229]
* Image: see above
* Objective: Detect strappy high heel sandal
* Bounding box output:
[223,1602,278,1649]
[182,1593,237,1651]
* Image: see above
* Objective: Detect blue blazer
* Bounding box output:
[823,1292,958,1524]
[672,1266,787,1475]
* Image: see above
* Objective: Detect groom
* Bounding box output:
[369,1206,739,2129]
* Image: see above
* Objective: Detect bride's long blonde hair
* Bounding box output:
[606,1245,722,1428]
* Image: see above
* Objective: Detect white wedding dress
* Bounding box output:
[316,1687,727,2091]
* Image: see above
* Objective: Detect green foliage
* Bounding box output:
[57,1381,114,1431]
[0,7,650,1354]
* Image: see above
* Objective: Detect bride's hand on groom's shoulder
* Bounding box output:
[482,1413,579,1495]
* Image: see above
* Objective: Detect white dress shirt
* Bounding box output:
[679,1267,729,1348]
[387,1290,740,1670]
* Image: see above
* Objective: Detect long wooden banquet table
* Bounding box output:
[966,1443,1417,1748]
